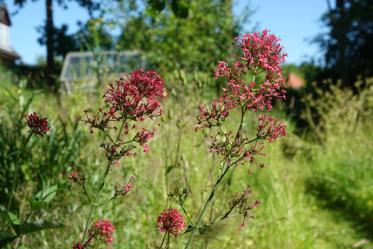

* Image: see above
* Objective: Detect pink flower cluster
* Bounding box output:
[196,95,236,130]
[67,169,86,186]
[73,219,115,249]
[114,175,135,197]
[237,30,287,81]
[257,115,286,142]
[215,30,286,82]
[104,69,165,121]
[25,112,49,137]
[197,29,287,164]
[90,219,115,244]
[84,69,166,161]
[72,70,166,249]
[157,208,186,236]
[68,171,79,182]
[205,30,287,116]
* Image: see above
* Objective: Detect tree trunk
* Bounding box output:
[335,0,349,86]
[46,0,55,90]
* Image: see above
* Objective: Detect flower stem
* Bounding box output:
[183,165,230,249]
[184,104,246,249]
[7,132,32,211]
[159,231,168,249]
[82,163,111,241]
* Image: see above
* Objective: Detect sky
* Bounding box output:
[4,0,328,65]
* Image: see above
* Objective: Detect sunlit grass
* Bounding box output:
[1,76,372,248]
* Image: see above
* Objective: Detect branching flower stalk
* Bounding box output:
[70,69,166,249]
[7,112,50,212]
[157,208,186,249]
[184,30,287,248]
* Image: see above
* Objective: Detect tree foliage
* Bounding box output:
[315,0,373,86]
[12,0,103,89]
[117,0,250,73]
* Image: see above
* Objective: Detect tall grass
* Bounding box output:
[1,72,372,248]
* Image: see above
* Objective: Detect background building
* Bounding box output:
[0,1,20,62]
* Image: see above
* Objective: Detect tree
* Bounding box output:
[13,0,101,90]
[315,0,373,87]
[117,0,251,73]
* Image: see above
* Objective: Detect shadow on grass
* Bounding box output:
[305,178,373,240]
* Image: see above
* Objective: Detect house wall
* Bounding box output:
[0,22,9,49]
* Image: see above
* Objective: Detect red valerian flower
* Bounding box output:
[68,171,79,182]
[157,208,186,236]
[72,219,115,249]
[198,30,287,131]
[237,29,286,78]
[25,112,49,136]
[89,219,116,244]
[67,170,86,185]
[84,69,166,161]
[215,30,287,83]
[241,81,285,112]
[215,61,231,78]
[72,242,85,249]
[196,30,287,165]
[114,176,135,197]
[104,69,166,121]
[196,94,237,130]
[257,115,286,142]
[134,128,155,145]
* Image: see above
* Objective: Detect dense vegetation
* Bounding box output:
[0,63,372,248]
[1,0,372,248]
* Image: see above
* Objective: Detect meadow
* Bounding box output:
[0,60,372,248]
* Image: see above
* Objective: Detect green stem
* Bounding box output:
[7,132,32,211]
[183,165,230,249]
[180,204,194,226]
[159,231,168,249]
[82,163,111,241]
[184,102,247,248]
[116,120,126,142]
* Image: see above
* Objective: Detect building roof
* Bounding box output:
[0,2,11,26]
[0,46,20,60]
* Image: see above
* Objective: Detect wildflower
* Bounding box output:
[72,219,115,249]
[243,81,286,112]
[186,30,287,248]
[25,112,49,136]
[215,61,231,78]
[72,242,85,249]
[237,29,286,79]
[67,171,86,185]
[196,95,237,130]
[157,208,186,236]
[142,144,149,153]
[257,115,286,142]
[114,176,135,197]
[85,69,166,161]
[134,128,155,145]
[68,171,79,182]
[89,219,116,244]
[198,30,287,131]
[104,69,166,121]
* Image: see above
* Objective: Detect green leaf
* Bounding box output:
[7,212,20,225]
[29,199,46,211]
[31,181,58,210]
[34,182,58,203]
[41,185,58,203]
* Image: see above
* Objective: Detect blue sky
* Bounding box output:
[5,0,327,65]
